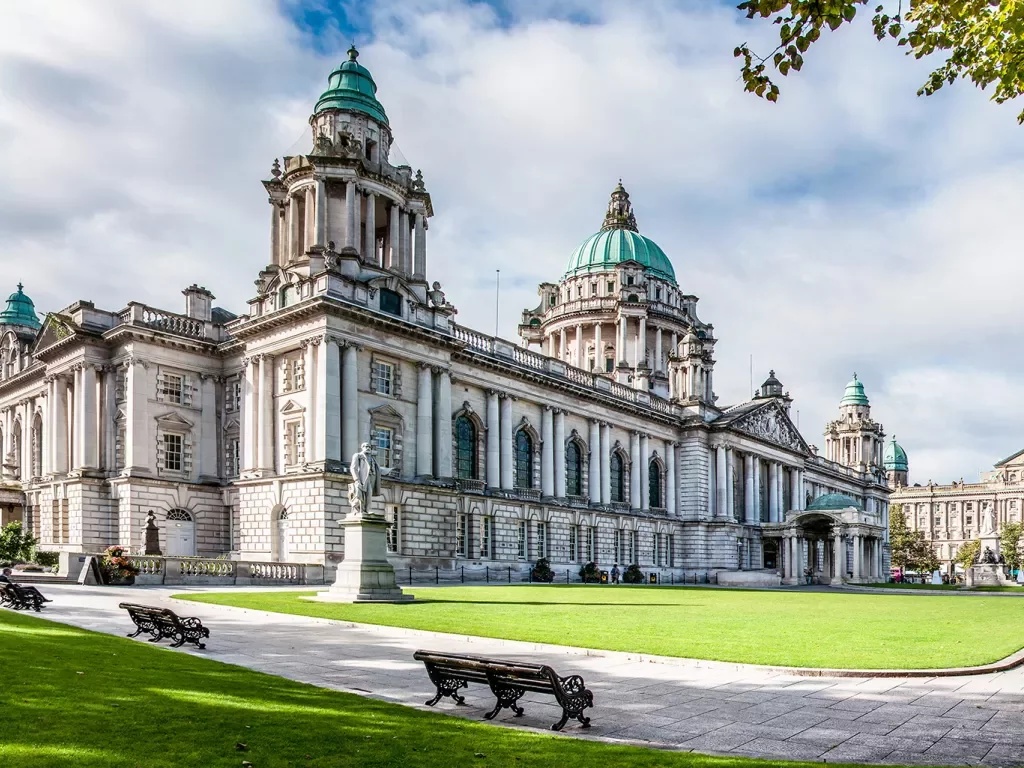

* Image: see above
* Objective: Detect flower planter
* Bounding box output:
[106,575,136,586]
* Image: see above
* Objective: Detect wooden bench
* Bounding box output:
[119,602,210,649]
[0,582,51,612]
[413,650,593,731]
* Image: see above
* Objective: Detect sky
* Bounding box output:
[1,0,1021,484]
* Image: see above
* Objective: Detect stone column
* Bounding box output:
[304,185,315,251]
[725,447,734,519]
[388,203,401,271]
[257,355,273,470]
[124,362,146,473]
[638,317,647,368]
[341,343,359,461]
[416,364,433,477]
[304,340,318,463]
[345,180,358,250]
[640,434,650,511]
[240,359,255,470]
[364,191,377,265]
[833,534,844,581]
[617,316,626,364]
[287,194,299,262]
[768,463,779,522]
[80,364,98,469]
[588,419,601,501]
[789,469,799,515]
[715,444,727,518]
[593,323,602,371]
[797,469,805,510]
[655,327,663,373]
[320,338,342,464]
[485,390,500,489]
[499,394,513,490]
[199,374,217,480]
[270,199,282,266]
[401,210,412,275]
[744,454,755,523]
[575,323,583,367]
[413,212,426,280]
[541,406,554,496]
[600,423,611,505]
[554,409,566,498]
[630,432,641,509]
[559,328,567,361]
[433,368,452,479]
[666,442,677,515]
[752,457,761,522]
[315,177,327,247]
[852,534,862,580]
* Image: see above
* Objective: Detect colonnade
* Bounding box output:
[778,530,885,582]
[544,318,685,376]
[708,445,806,522]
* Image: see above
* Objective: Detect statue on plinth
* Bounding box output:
[979,546,998,565]
[143,511,162,556]
[981,506,996,535]
[346,442,391,519]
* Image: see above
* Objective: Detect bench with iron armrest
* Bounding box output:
[118,602,210,649]
[0,582,51,611]
[413,650,593,731]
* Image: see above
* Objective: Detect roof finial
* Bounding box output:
[347,43,359,61]
[16,282,23,292]
[601,181,638,232]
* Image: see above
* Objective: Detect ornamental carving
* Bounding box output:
[734,403,806,453]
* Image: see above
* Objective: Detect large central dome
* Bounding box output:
[563,183,677,284]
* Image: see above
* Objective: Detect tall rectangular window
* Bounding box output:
[654,534,662,566]
[569,525,578,562]
[456,513,467,557]
[614,529,622,564]
[163,433,183,472]
[371,360,394,396]
[480,516,493,559]
[586,526,595,562]
[668,534,675,567]
[161,373,183,404]
[517,521,527,560]
[628,530,637,565]
[386,505,400,554]
[536,522,548,559]
[372,427,393,467]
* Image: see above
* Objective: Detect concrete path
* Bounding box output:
[17,584,1024,767]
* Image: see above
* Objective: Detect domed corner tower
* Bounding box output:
[0,282,42,380]
[256,44,434,316]
[884,436,908,488]
[823,373,885,473]
[519,182,716,401]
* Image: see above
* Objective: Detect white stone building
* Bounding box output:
[889,441,1024,574]
[0,47,890,583]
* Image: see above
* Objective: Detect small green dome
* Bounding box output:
[806,493,862,511]
[0,283,40,329]
[314,45,388,125]
[563,183,676,284]
[884,436,908,472]
[840,373,869,406]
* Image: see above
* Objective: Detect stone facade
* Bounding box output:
[0,47,890,581]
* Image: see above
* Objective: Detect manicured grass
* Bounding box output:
[868,583,1024,592]
[0,608,875,768]
[181,585,1024,669]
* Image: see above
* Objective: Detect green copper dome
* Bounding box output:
[314,45,388,125]
[806,493,862,511]
[0,283,40,329]
[563,183,677,284]
[884,436,908,472]
[839,373,869,406]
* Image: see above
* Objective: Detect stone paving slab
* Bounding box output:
[14,583,1024,767]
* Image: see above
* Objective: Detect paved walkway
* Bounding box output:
[20,584,1024,767]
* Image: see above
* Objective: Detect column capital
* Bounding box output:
[417,360,433,370]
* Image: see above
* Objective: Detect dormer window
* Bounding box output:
[379,288,402,317]
[549,296,556,307]
[607,281,615,293]
[365,139,376,162]
[655,288,661,301]
[591,282,597,297]
[626,276,634,286]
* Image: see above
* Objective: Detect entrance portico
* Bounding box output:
[763,493,887,585]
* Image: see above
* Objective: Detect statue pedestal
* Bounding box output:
[967,564,1011,587]
[314,515,412,603]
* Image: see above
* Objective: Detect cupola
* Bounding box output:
[314,45,389,125]
[840,373,869,406]
[883,436,908,472]
[0,283,41,330]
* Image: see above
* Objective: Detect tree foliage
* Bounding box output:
[888,503,916,569]
[736,1,1024,122]
[911,532,941,575]
[1000,521,1024,571]
[954,538,982,573]
[0,522,37,565]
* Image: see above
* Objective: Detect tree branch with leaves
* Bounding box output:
[736,1,1024,122]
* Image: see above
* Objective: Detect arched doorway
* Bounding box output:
[275,508,290,562]
[165,509,196,557]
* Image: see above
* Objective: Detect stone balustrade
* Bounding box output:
[118,555,324,586]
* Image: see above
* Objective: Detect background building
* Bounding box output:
[0,47,891,582]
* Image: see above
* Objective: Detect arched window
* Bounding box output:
[167,509,193,521]
[566,442,583,496]
[610,453,624,503]
[649,461,661,508]
[514,430,533,488]
[454,415,477,480]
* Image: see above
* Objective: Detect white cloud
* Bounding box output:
[0,0,1020,482]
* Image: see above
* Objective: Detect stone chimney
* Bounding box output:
[182,284,214,322]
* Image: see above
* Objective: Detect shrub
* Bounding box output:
[531,557,555,583]
[579,561,601,583]
[0,522,37,564]
[623,564,644,584]
[100,545,139,583]
[34,551,60,568]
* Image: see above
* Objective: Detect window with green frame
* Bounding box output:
[514,430,533,488]
[454,415,477,479]
[610,453,625,503]
[566,442,583,496]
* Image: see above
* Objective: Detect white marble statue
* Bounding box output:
[347,442,391,518]
[981,505,996,534]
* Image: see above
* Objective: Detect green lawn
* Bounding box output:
[181,584,1024,669]
[0,608,879,768]
[868,583,1024,592]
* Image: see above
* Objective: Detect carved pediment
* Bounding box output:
[155,411,194,429]
[731,401,809,454]
[33,314,76,354]
[368,404,403,421]
[280,399,305,415]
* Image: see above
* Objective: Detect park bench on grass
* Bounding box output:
[119,602,210,649]
[0,582,51,612]
[413,650,593,731]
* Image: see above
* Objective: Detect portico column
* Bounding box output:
[630,432,641,509]
[637,316,647,368]
[726,447,736,519]
[640,434,650,511]
[303,341,318,463]
[617,316,626,364]
[485,390,500,489]
[388,203,401,271]
[318,338,341,464]
[413,212,426,280]
[790,469,799,515]
[547,334,556,357]
[541,407,554,496]
[655,327,663,373]
[797,469,805,510]
[744,454,755,523]
[715,443,727,518]
[287,194,299,262]
[416,364,433,477]
[593,323,602,371]
[588,419,601,501]
[834,534,845,580]
[345,180,357,250]
[768,462,779,522]
[559,328,567,361]
[315,177,327,247]
[554,410,566,498]
[499,394,513,490]
[364,191,377,265]
[81,364,98,469]
[433,368,452,479]
[600,423,611,505]
[341,343,359,461]
[304,186,315,251]
[574,323,583,367]
[403,211,414,275]
[752,457,761,522]
[257,355,274,470]
[666,442,677,515]
[852,534,862,580]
